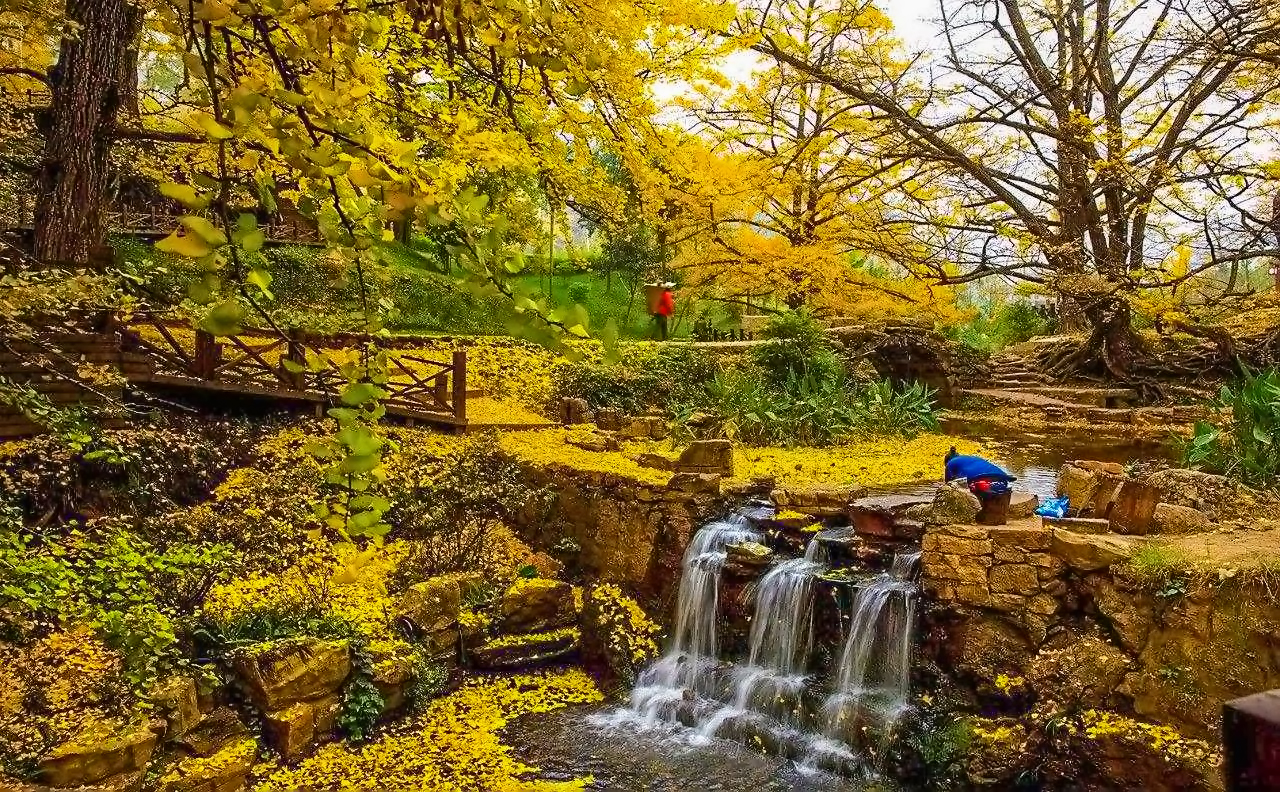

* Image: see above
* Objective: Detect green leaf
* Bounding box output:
[180,216,228,246]
[160,182,209,209]
[200,299,246,336]
[341,382,386,406]
[246,268,274,298]
[282,359,305,374]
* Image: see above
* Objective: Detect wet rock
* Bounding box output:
[470,629,581,670]
[930,483,981,526]
[1151,503,1212,535]
[725,541,773,569]
[229,638,351,712]
[1050,530,1131,571]
[38,722,158,788]
[150,676,201,741]
[1027,633,1132,709]
[500,578,575,633]
[396,576,462,634]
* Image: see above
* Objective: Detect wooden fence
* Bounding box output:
[120,319,468,427]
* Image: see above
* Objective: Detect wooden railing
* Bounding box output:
[119,319,467,426]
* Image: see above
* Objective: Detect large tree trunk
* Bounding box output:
[33,0,141,266]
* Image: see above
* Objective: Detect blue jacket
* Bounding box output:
[945,455,1010,483]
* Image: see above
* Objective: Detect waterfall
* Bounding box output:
[604,505,923,780]
[805,551,921,773]
[611,509,762,729]
[693,553,823,744]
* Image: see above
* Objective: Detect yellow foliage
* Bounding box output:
[731,435,988,490]
[251,669,603,792]
[498,429,673,486]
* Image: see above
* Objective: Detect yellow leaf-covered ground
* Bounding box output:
[251,669,603,792]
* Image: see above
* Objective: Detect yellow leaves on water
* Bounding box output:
[252,669,603,792]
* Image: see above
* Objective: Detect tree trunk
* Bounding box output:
[33,0,141,266]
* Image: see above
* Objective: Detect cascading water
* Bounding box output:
[613,508,763,729]
[804,551,921,774]
[605,506,923,781]
[693,553,823,744]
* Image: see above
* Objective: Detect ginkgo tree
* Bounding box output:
[665,0,962,324]
[748,0,1280,378]
[9,0,739,537]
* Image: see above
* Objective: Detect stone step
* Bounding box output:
[1002,386,1139,407]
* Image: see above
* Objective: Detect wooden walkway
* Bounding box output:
[118,319,469,429]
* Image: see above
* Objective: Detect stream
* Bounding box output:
[505,432,1169,791]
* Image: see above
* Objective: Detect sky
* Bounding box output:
[883,0,943,48]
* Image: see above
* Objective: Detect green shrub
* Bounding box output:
[1183,367,1280,485]
[338,644,386,742]
[850,380,940,435]
[567,279,592,304]
[752,309,843,387]
[0,519,234,689]
[552,345,718,415]
[702,368,938,447]
[408,656,451,712]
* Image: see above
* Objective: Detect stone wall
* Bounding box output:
[513,463,724,603]
[922,520,1280,738]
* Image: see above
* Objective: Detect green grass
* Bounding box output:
[112,235,732,340]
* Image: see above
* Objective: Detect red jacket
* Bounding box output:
[656,290,674,317]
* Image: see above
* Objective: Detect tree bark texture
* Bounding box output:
[34,0,141,266]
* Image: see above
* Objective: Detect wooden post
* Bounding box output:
[281,329,306,390]
[452,350,467,423]
[194,330,221,379]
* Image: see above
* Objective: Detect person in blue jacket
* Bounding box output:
[944,447,1016,506]
[944,447,1012,484]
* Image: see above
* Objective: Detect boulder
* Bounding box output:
[469,628,581,670]
[156,737,256,792]
[499,578,575,633]
[1050,530,1132,572]
[262,702,314,762]
[618,416,669,440]
[230,638,351,712]
[773,484,867,517]
[594,408,622,431]
[39,722,158,788]
[930,483,981,526]
[8,771,145,792]
[150,676,201,740]
[395,576,462,634]
[675,440,734,476]
[1027,634,1132,709]
[989,564,1038,594]
[725,541,773,569]
[1006,492,1040,520]
[942,614,1035,682]
[1152,503,1212,535]
[667,472,721,494]
[1057,463,1101,514]
[1146,468,1253,521]
[371,655,414,714]
[173,708,250,759]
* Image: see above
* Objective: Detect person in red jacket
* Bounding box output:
[654,282,675,341]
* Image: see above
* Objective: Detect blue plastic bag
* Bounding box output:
[1036,496,1069,518]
